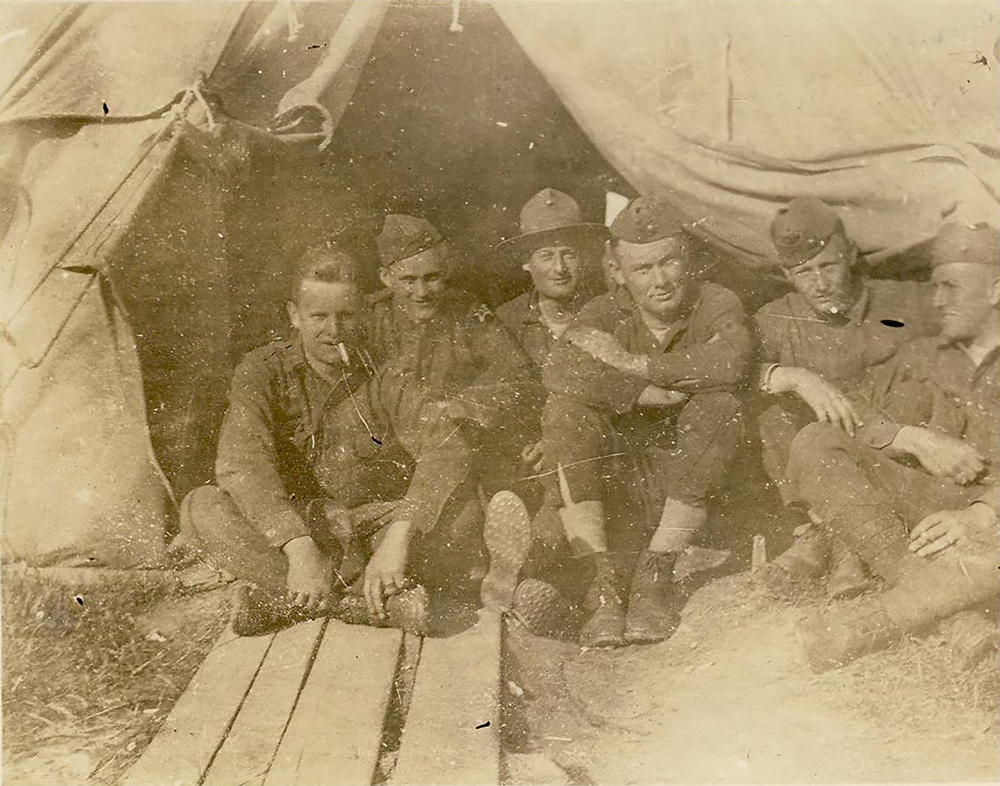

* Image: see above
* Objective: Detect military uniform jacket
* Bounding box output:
[542,282,751,415]
[215,338,379,549]
[858,336,999,513]
[368,289,534,432]
[754,279,932,390]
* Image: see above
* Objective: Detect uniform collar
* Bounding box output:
[844,284,871,325]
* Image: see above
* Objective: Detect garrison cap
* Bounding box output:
[929,222,1000,268]
[496,188,606,253]
[377,214,446,268]
[609,194,688,244]
[770,197,846,267]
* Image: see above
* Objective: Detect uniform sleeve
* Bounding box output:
[854,341,930,449]
[752,300,787,388]
[215,357,311,549]
[645,287,752,391]
[541,302,648,414]
[456,311,538,431]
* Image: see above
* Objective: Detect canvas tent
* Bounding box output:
[1,0,997,568]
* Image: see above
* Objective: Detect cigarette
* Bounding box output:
[337,342,350,364]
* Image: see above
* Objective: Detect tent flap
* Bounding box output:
[494,0,1000,264]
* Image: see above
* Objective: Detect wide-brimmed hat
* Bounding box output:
[496,188,607,255]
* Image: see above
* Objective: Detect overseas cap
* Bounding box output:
[496,188,605,253]
[377,214,445,268]
[929,222,1000,268]
[609,194,687,244]
[770,197,846,267]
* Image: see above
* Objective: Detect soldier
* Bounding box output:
[755,197,933,597]
[537,194,751,647]
[179,241,500,636]
[478,189,607,623]
[369,213,533,436]
[790,222,999,670]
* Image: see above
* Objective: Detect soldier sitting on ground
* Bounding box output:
[179,231,526,636]
[790,222,999,671]
[523,194,751,648]
[478,188,608,628]
[754,197,932,599]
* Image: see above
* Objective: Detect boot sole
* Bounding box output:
[512,579,574,637]
[481,491,532,611]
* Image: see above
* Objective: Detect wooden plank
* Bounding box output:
[264,620,403,786]
[124,628,275,786]
[391,611,501,786]
[201,618,327,786]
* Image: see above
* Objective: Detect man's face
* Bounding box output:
[523,242,585,301]
[287,280,364,367]
[610,236,691,322]
[379,247,449,322]
[932,263,1000,342]
[783,234,859,317]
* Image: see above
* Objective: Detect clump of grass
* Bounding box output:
[2,569,228,785]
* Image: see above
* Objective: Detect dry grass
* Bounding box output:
[2,570,229,785]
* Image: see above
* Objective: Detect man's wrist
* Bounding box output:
[767,366,797,395]
[282,535,317,556]
[965,501,997,529]
[891,425,925,455]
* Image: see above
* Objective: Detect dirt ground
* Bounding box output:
[502,570,999,785]
[3,559,997,786]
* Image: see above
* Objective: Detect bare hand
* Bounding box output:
[363,522,412,619]
[566,326,648,377]
[283,536,333,614]
[895,427,986,485]
[521,441,545,473]
[637,385,688,408]
[770,367,862,437]
[909,505,996,557]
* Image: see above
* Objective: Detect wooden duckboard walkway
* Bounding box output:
[125,611,501,786]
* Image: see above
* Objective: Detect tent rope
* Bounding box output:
[189,74,217,132]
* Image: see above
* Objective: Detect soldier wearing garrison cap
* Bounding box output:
[478,189,607,620]
[497,193,751,648]
[365,214,535,611]
[790,221,999,671]
[754,197,934,599]
[178,242,496,637]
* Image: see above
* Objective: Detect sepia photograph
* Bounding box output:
[1,1,998,784]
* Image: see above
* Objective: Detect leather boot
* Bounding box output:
[230,583,309,638]
[481,491,532,611]
[512,578,576,638]
[939,610,998,671]
[334,584,430,636]
[578,552,626,648]
[797,599,900,672]
[827,547,871,601]
[624,550,680,644]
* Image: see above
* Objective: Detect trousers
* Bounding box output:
[541,391,743,551]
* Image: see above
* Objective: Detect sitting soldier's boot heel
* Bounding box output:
[624,550,680,645]
[939,610,998,671]
[231,582,300,637]
[796,600,900,672]
[578,552,626,648]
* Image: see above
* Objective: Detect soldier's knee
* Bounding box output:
[180,485,240,539]
[789,421,851,460]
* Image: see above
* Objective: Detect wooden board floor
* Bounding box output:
[124,609,500,786]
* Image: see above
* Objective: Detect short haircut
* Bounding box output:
[289,243,361,301]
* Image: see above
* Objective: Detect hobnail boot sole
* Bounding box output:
[512,578,574,637]
[481,491,532,611]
